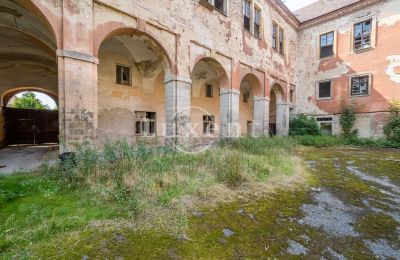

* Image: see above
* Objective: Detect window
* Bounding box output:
[351,75,369,96]
[320,31,334,58]
[318,81,332,99]
[290,89,295,103]
[205,84,213,98]
[279,27,284,55]
[243,92,250,103]
[214,0,224,13]
[135,112,156,136]
[254,7,261,38]
[203,115,215,134]
[243,0,251,31]
[317,117,333,135]
[354,19,372,50]
[272,22,278,50]
[116,65,131,85]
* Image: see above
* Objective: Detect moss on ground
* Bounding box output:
[2,146,400,259]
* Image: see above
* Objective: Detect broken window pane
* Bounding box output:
[244,0,251,31]
[351,76,369,96]
[116,64,131,85]
[354,19,372,50]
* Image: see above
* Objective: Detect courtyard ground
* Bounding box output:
[1,145,399,259]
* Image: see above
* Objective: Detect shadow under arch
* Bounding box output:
[95,27,174,78]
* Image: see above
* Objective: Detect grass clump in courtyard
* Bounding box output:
[0,136,301,258]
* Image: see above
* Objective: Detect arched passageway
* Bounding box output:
[269,84,287,136]
[190,57,228,144]
[239,73,262,136]
[96,30,172,146]
[0,0,58,146]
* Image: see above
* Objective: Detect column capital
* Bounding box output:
[220,88,240,95]
[254,96,270,102]
[57,50,99,64]
[164,75,192,85]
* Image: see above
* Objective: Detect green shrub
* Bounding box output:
[384,99,400,143]
[289,114,321,136]
[340,106,357,137]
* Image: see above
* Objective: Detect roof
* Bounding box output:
[293,0,361,22]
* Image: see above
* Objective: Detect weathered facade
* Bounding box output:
[295,0,400,137]
[0,0,399,151]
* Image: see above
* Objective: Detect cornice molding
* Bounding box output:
[299,0,386,30]
[265,0,301,30]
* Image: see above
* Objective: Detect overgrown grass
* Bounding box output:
[1,137,299,257]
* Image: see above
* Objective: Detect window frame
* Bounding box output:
[203,115,215,135]
[199,0,228,15]
[317,117,333,135]
[243,0,251,32]
[278,26,285,55]
[254,6,262,39]
[272,21,278,50]
[351,17,376,52]
[135,111,157,136]
[318,30,336,59]
[316,80,333,100]
[349,74,372,97]
[205,84,214,98]
[116,64,132,86]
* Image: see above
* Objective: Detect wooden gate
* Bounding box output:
[3,108,59,145]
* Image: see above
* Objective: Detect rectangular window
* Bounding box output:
[272,22,278,50]
[205,84,213,98]
[290,89,295,103]
[279,27,284,55]
[354,19,372,50]
[254,8,261,38]
[135,112,156,136]
[318,81,332,99]
[320,31,334,58]
[243,0,251,31]
[317,117,333,135]
[214,0,224,13]
[203,115,215,134]
[351,75,369,96]
[116,65,131,85]
[243,92,250,103]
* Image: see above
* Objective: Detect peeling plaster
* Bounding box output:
[385,55,400,84]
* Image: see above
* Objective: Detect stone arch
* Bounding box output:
[239,73,263,136]
[189,57,229,142]
[269,83,288,136]
[0,0,60,146]
[2,87,58,107]
[95,27,174,77]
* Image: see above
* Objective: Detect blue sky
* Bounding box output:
[283,0,318,11]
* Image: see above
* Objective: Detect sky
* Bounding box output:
[282,0,319,11]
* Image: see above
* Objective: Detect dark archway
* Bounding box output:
[0,0,58,146]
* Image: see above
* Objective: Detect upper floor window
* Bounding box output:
[279,27,285,55]
[272,22,278,50]
[351,75,370,96]
[214,0,225,13]
[243,0,251,31]
[200,0,226,14]
[116,64,131,85]
[254,7,261,38]
[320,31,334,58]
[354,19,372,50]
[205,84,213,98]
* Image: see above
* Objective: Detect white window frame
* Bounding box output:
[316,80,333,100]
[116,64,131,86]
[203,115,215,135]
[349,73,372,97]
[135,111,157,136]
[351,16,377,52]
[243,0,251,32]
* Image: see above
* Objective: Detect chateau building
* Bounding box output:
[0,0,399,151]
